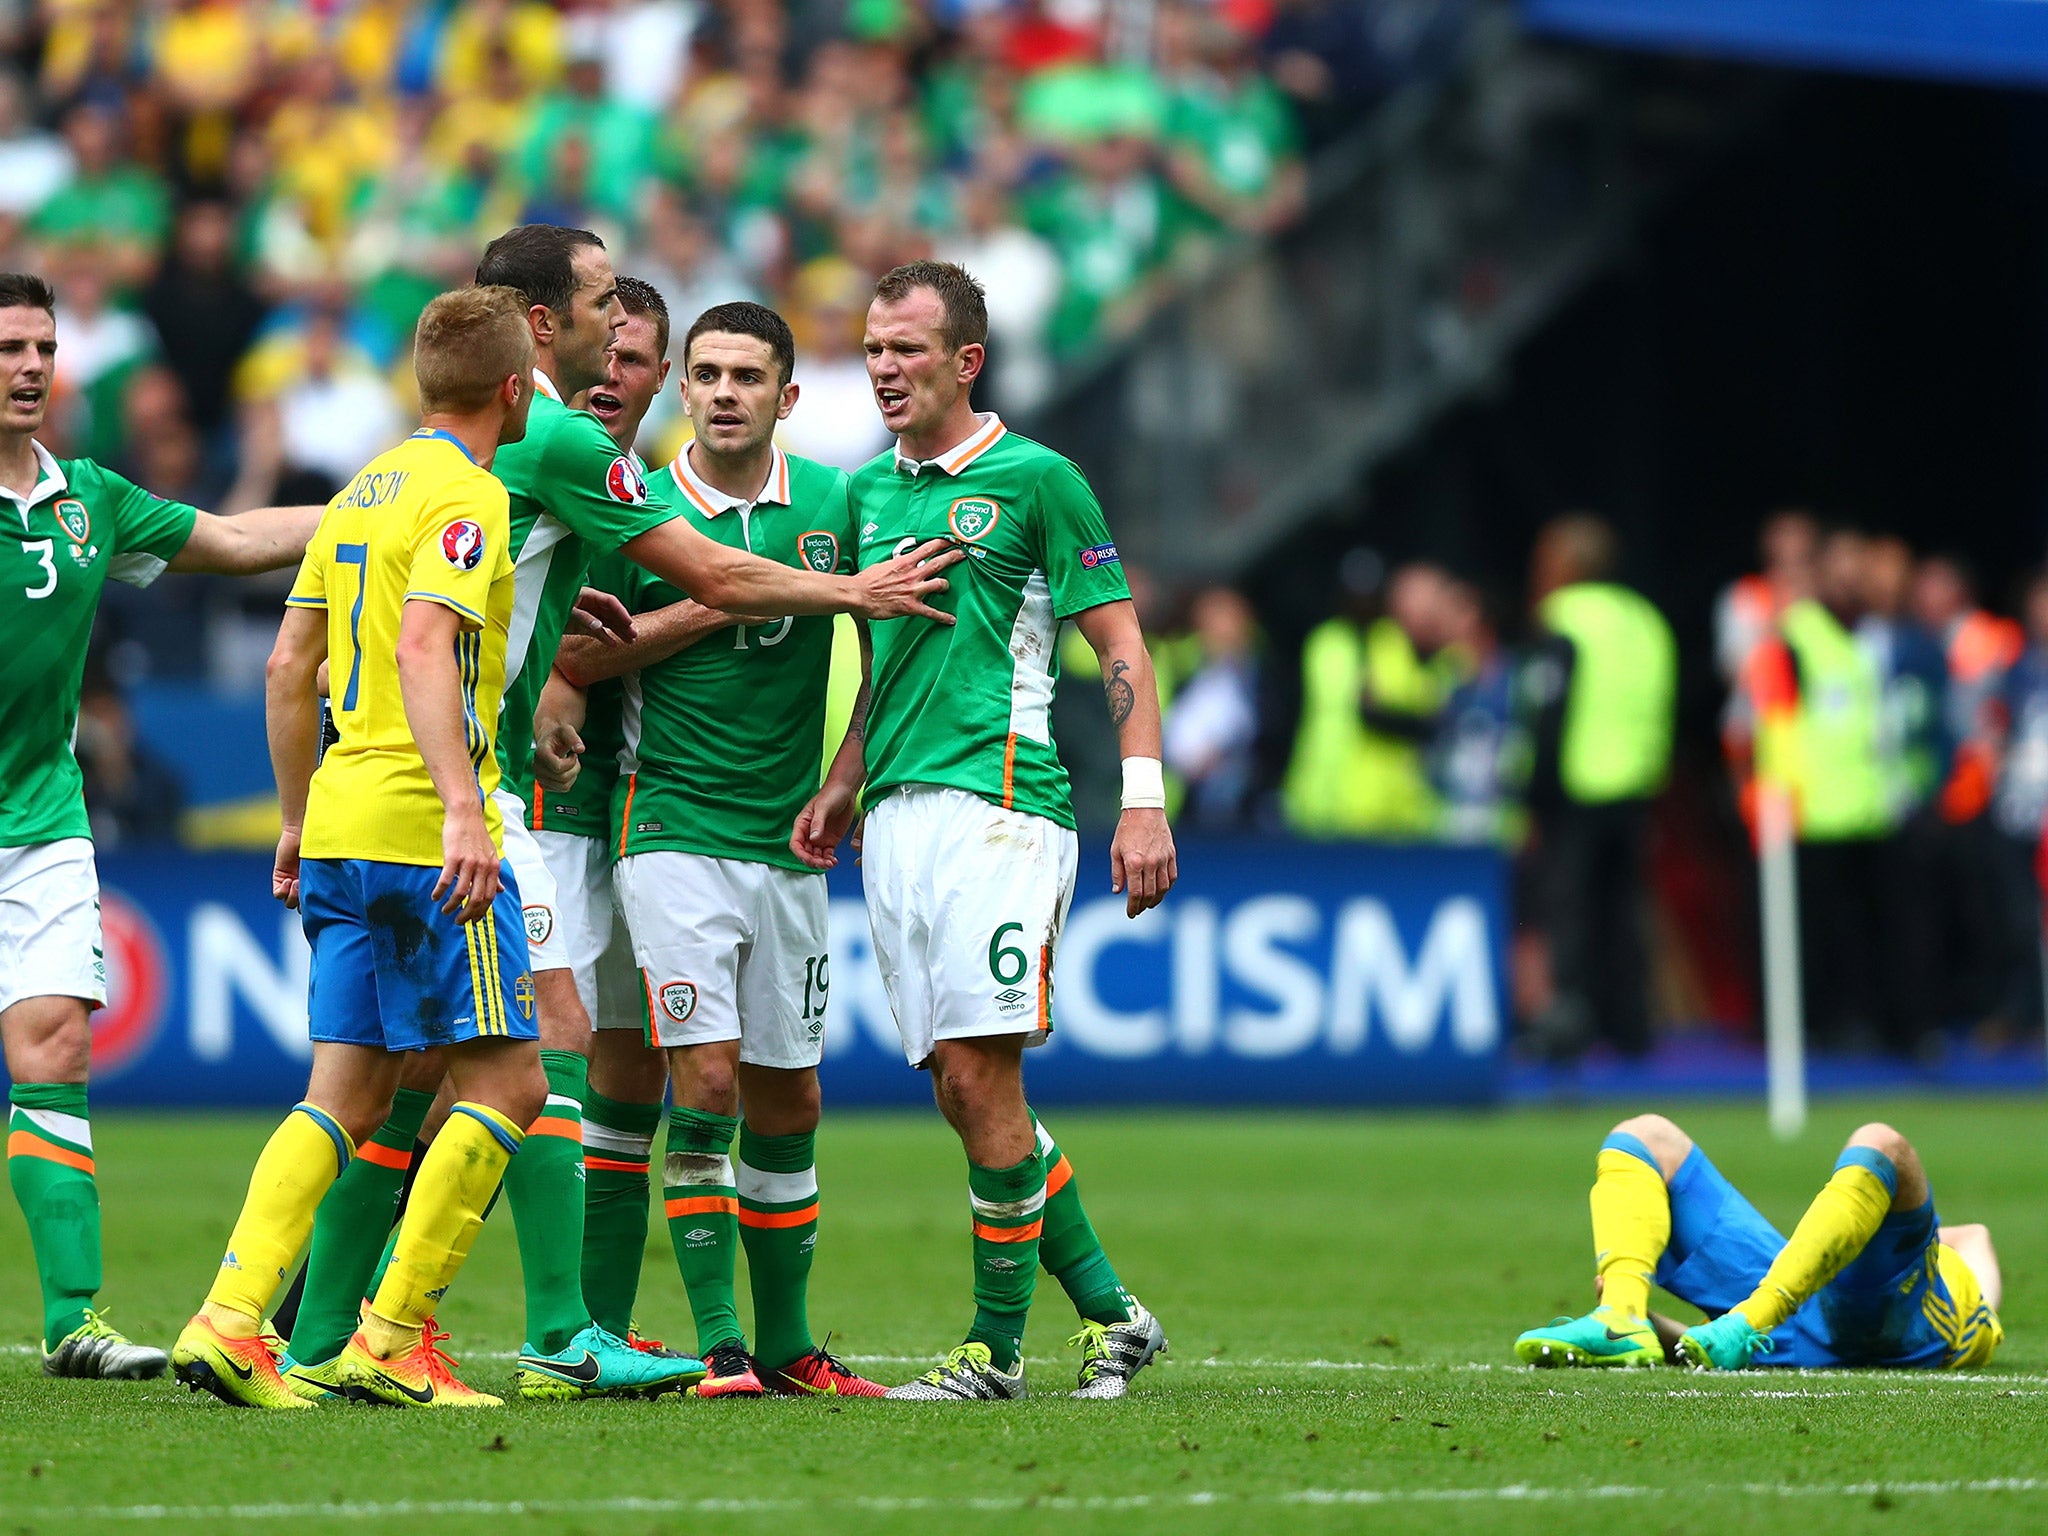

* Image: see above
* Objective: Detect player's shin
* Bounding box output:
[581,1088,660,1337]
[287,1085,435,1365]
[967,1149,1047,1373]
[8,1084,103,1348]
[737,1124,819,1369]
[1590,1135,1671,1322]
[363,1103,522,1355]
[1735,1148,1896,1332]
[503,1047,591,1355]
[1031,1114,1132,1325]
[204,1104,355,1330]
[663,1107,744,1355]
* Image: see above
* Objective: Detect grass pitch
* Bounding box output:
[0,1097,2042,1534]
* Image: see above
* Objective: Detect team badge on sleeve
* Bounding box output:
[606,455,649,505]
[658,980,699,1024]
[441,519,487,571]
[798,531,840,573]
[948,497,1001,541]
[1079,542,1120,569]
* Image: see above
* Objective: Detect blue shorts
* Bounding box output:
[301,858,537,1052]
[1653,1144,1956,1368]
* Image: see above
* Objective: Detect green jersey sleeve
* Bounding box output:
[95,464,200,586]
[540,405,677,554]
[1036,457,1130,619]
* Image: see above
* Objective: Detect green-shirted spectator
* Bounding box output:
[1163,8,1308,238]
[1024,134,1172,357]
[515,31,654,225]
[30,105,170,292]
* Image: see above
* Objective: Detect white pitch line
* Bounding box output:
[26,1479,2048,1522]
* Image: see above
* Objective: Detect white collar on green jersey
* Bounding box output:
[534,368,561,402]
[0,440,66,512]
[668,441,791,517]
[892,412,1006,477]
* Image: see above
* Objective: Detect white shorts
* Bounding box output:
[614,850,830,1068]
[862,786,1077,1068]
[0,839,105,1015]
[534,828,638,1029]
[493,788,567,973]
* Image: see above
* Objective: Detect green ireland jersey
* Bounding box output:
[612,446,854,870]
[527,550,630,844]
[1,446,197,847]
[851,416,1129,830]
[493,377,670,802]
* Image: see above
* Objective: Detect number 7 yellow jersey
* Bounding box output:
[286,429,515,866]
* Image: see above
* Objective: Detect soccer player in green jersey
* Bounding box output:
[552,301,891,1398]
[792,261,1177,1401]
[0,271,324,1379]
[282,226,962,1403]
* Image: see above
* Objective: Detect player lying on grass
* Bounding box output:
[792,261,1175,1401]
[1515,1112,2003,1371]
[0,271,325,1382]
[172,286,557,1410]
[543,300,889,1399]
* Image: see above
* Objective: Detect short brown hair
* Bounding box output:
[873,260,988,353]
[685,300,796,386]
[0,272,56,316]
[414,285,534,414]
[615,275,671,358]
[477,224,605,315]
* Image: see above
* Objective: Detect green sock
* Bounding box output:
[966,1148,1046,1373]
[581,1088,660,1338]
[737,1125,818,1371]
[1032,1115,1132,1325]
[7,1084,101,1348]
[286,1087,434,1365]
[503,1049,591,1355]
[664,1106,742,1356]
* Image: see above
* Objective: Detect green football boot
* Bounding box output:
[1677,1312,1773,1371]
[1514,1305,1662,1368]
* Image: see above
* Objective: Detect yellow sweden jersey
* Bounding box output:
[287,430,514,865]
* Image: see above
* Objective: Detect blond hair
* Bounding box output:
[414,285,533,414]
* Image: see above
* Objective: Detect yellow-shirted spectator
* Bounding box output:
[154,0,264,112]
[437,0,563,99]
[333,0,405,97]
[267,53,397,249]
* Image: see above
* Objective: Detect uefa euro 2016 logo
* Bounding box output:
[606,455,648,505]
[440,519,486,571]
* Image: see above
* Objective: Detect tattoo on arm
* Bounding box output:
[848,679,872,743]
[1105,658,1134,728]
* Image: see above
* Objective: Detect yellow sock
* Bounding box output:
[368,1102,521,1339]
[1735,1152,1896,1331]
[204,1104,354,1323]
[1590,1143,1670,1321]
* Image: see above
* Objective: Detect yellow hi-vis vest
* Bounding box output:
[1763,598,1890,842]
[1538,582,1677,805]
[1283,616,1441,838]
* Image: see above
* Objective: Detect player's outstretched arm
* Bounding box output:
[1072,599,1177,918]
[555,597,755,686]
[533,668,589,794]
[622,515,963,622]
[395,600,501,924]
[792,620,873,871]
[265,606,328,910]
[169,505,326,574]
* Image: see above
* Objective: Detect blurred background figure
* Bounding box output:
[1429,578,1529,848]
[1987,570,2048,1044]
[76,659,185,850]
[1162,584,1285,830]
[1283,552,1454,840]
[1523,513,1675,1061]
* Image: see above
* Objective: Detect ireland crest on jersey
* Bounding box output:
[53,499,90,546]
[948,497,1001,542]
[798,530,839,573]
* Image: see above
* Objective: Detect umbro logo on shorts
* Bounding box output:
[524,905,554,945]
[658,980,699,1023]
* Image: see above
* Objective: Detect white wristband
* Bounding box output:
[1121,756,1166,811]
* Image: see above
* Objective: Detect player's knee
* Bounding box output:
[742,1069,820,1137]
[673,1056,739,1116]
[1611,1113,1689,1167]
[1847,1122,1909,1164]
